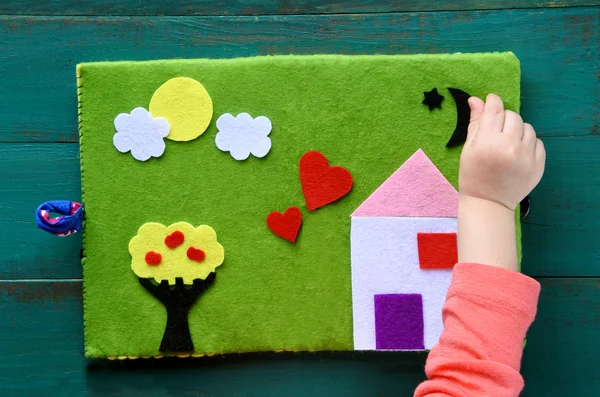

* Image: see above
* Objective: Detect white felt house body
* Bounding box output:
[350,149,459,350]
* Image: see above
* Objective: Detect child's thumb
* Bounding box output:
[468,96,485,122]
[466,96,485,143]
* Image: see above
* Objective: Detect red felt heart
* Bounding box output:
[187,247,206,262]
[266,206,303,243]
[165,231,184,249]
[299,151,354,211]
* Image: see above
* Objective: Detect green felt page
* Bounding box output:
[78,53,521,357]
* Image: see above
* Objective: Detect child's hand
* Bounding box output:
[457,94,545,271]
[459,94,545,210]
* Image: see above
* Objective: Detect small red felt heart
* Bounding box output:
[187,247,206,262]
[266,206,303,243]
[299,151,353,211]
[165,231,184,249]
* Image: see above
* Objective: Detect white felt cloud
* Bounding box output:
[215,113,272,161]
[113,107,170,161]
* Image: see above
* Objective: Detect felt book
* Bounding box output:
[76,53,522,358]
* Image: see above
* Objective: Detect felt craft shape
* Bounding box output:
[149,77,213,142]
[132,223,223,354]
[139,273,216,353]
[520,195,531,219]
[422,88,444,110]
[266,206,303,243]
[215,113,273,160]
[351,217,456,350]
[78,53,521,357]
[113,107,170,161]
[300,151,354,211]
[351,149,459,351]
[145,251,162,266]
[445,88,472,148]
[374,294,425,350]
[165,231,185,249]
[352,149,459,218]
[187,247,206,262]
[417,232,458,269]
[129,222,224,285]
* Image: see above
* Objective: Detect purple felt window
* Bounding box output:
[374,294,424,350]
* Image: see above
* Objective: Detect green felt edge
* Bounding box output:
[77,53,521,357]
[76,66,90,357]
[77,52,519,69]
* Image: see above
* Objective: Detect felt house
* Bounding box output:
[350,149,459,350]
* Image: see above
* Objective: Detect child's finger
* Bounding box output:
[503,110,524,140]
[466,96,484,143]
[535,139,546,163]
[478,93,505,134]
[522,123,537,148]
[535,138,546,181]
[469,96,485,122]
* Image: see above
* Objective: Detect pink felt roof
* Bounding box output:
[352,149,458,217]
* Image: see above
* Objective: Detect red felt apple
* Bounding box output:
[145,251,162,266]
[164,230,184,249]
[186,247,206,262]
[299,151,353,211]
[266,206,303,243]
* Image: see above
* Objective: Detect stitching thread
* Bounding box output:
[76,64,91,357]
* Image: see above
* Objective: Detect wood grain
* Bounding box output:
[3,137,597,279]
[0,280,84,396]
[522,136,600,276]
[0,144,82,280]
[1,278,596,396]
[1,4,598,395]
[0,0,597,16]
[0,7,598,143]
[522,278,600,395]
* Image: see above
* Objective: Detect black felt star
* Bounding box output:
[422,88,444,110]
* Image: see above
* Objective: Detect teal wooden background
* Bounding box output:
[0,1,599,396]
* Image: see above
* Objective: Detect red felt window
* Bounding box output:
[417,232,458,269]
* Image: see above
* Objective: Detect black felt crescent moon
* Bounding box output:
[445,88,472,148]
[520,195,531,219]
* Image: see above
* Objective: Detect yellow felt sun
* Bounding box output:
[129,222,224,285]
[149,77,213,141]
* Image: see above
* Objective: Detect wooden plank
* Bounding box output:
[0,144,82,280]
[0,280,85,396]
[0,136,597,279]
[0,7,598,143]
[522,136,600,277]
[86,353,427,396]
[1,0,597,16]
[0,278,596,396]
[522,278,600,395]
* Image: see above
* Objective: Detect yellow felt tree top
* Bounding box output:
[129,222,224,285]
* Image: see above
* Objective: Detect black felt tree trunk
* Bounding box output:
[139,272,216,354]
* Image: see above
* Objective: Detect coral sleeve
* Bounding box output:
[414,263,541,397]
